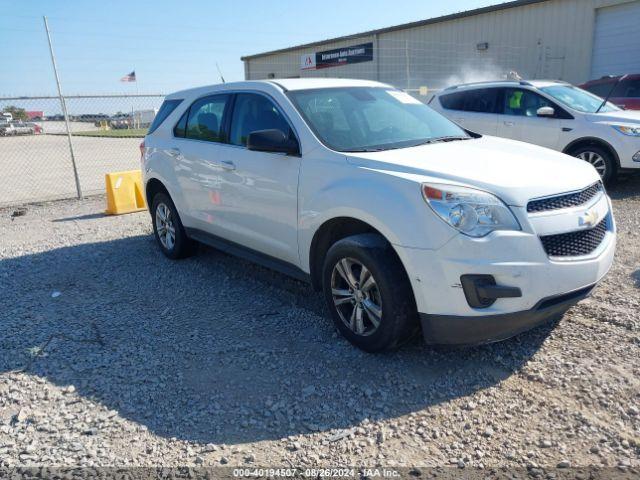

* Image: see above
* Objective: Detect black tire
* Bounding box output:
[570,144,617,186]
[322,233,419,352]
[150,192,196,259]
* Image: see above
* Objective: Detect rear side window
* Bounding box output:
[173,110,188,137]
[584,79,640,99]
[616,79,640,98]
[583,82,613,98]
[185,94,231,142]
[440,89,498,113]
[148,99,182,134]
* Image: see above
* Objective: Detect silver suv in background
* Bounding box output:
[430,80,640,184]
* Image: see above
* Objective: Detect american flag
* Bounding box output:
[120,70,136,82]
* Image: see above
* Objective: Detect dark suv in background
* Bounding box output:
[580,75,640,110]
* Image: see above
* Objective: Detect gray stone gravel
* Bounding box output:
[0,177,639,469]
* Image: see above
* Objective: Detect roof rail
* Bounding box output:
[443,79,529,91]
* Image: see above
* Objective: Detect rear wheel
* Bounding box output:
[322,234,418,352]
[571,145,617,185]
[151,192,196,259]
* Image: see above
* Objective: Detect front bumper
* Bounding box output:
[420,284,593,345]
[613,135,640,169]
[393,200,616,345]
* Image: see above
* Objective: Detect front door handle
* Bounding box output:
[219,160,236,171]
[503,121,515,127]
[168,147,181,157]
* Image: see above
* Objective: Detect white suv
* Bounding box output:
[431,80,640,185]
[142,79,615,352]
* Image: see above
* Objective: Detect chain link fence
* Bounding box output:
[1,39,537,207]
[0,94,164,206]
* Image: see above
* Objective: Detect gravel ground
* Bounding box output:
[0,177,639,473]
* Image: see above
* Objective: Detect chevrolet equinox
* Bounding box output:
[141,79,616,352]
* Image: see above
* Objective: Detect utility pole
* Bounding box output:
[43,16,82,199]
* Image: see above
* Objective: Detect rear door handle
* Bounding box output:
[168,147,181,157]
[503,121,515,127]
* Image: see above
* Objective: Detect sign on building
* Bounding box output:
[301,42,374,71]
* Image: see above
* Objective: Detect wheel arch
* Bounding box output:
[145,177,170,210]
[308,216,406,292]
[562,137,620,168]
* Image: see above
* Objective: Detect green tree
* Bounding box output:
[3,106,28,122]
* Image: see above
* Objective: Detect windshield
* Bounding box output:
[540,85,620,114]
[288,87,469,152]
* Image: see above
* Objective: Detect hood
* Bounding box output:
[586,109,640,124]
[345,136,599,207]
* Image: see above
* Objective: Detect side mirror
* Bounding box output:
[247,129,299,155]
[537,106,555,117]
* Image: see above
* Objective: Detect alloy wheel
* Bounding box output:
[155,203,176,250]
[577,151,607,178]
[331,257,383,336]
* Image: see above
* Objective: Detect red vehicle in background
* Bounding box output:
[580,74,640,110]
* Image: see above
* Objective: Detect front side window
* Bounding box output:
[185,94,230,142]
[288,87,469,152]
[540,85,620,113]
[229,93,293,146]
[501,88,554,117]
[440,88,498,114]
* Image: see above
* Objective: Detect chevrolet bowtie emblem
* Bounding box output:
[579,209,600,228]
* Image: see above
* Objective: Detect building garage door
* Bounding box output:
[591,1,640,79]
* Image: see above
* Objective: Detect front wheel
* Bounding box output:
[322,234,418,352]
[571,145,617,186]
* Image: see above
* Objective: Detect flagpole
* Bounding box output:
[134,70,137,129]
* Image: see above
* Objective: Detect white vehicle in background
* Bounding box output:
[108,109,158,129]
[0,122,35,136]
[132,109,158,128]
[430,80,640,184]
[2,112,12,122]
[141,79,615,352]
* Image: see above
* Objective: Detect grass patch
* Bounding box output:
[71,128,148,138]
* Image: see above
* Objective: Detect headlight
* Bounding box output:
[612,125,640,136]
[421,183,521,238]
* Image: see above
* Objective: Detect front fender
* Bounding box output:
[297,163,456,272]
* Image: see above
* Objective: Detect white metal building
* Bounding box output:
[242,0,640,91]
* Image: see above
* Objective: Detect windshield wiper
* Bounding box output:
[342,147,385,152]
[430,136,472,143]
[407,136,471,148]
[343,136,471,152]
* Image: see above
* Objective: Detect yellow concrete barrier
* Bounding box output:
[105,170,146,215]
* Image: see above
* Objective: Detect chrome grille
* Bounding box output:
[540,218,608,257]
[527,182,603,214]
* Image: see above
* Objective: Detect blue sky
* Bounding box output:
[2,0,500,95]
